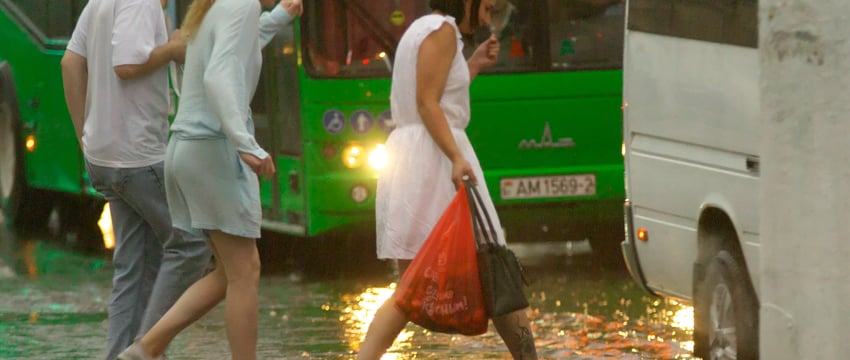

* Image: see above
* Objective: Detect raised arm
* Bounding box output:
[203,3,270,162]
[417,23,476,189]
[466,34,499,81]
[258,0,301,48]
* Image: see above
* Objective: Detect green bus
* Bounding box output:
[1,0,625,258]
[0,0,105,249]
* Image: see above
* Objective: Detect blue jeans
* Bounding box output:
[86,161,211,360]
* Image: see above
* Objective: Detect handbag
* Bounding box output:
[394,183,489,335]
[465,180,530,317]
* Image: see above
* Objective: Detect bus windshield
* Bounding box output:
[303,0,425,78]
[303,0,625,78]
[4,0,86,44]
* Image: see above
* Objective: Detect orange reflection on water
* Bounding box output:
[98,204,115,250]
[668,302,695,353]
[19,240,38,278]
[340,283,415,357]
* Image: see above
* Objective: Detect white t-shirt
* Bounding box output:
[67,0,170,168]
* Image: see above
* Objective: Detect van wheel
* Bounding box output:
[695,250,759,360]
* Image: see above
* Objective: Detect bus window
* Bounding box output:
[7,0,86,40]
[547,0,624,70]
[252,25,303,156]
[303,0,430,78]
[468,0,537,73]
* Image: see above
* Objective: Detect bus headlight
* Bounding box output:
[342,144,366,168]
[368,144,387,171]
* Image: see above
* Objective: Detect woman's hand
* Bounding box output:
[280,0,303,17]
[469,34,500,70]
[239,152,277,180]
[451,157,477,190]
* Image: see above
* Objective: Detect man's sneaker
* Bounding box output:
[116,341,164,360]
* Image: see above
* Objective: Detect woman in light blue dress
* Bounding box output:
[117,1,303,360]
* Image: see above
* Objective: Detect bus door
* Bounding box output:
[252,23,307,236]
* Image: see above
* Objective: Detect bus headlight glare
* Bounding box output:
[368,144,388,170]
[342,144,365,168]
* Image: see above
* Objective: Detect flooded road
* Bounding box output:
[0,226,696,359]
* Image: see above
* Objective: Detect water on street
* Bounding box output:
[0,222,697,359]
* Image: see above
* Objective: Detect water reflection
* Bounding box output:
[97,204,115,250]
[340,283,420,357]
[0,235,698,359]
[19,240,38,278]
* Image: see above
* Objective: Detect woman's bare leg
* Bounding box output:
[356,293,409,360]
[206,230,261,360]
[356,260,412,360]
[140,240,228,356]
[492,308,538,360]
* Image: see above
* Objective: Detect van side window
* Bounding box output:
[628,0,757,48]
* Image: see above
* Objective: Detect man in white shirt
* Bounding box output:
[61,1,211,359]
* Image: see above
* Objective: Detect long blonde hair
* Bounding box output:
[181,0,214,40]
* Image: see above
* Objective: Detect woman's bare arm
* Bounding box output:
[417,23,476,188]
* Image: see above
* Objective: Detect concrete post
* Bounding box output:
[760,0,850,358]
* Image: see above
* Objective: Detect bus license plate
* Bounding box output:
[500,174,596,200]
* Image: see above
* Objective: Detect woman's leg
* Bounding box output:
[206,230,261,360]
[356,260,412,360]
[492,308,538,360]
[138,239,228,357]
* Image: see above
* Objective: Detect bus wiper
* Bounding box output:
[339,0,398,62]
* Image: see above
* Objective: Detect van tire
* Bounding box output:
[694,250,759,360]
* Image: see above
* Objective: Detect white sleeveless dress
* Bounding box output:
[375,14,505,260]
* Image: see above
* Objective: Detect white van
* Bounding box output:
[620,0,761,358]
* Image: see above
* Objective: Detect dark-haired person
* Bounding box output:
[357,0,538,359]
[116,1,303,360]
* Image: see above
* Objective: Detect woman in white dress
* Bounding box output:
[359,0,538,359]
[117,1,302,360]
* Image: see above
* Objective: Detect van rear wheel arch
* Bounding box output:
[693,207,759,359]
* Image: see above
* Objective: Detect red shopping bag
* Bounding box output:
[394,184,488,335]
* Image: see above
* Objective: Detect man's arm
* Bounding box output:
[61,51,88,148]
[114,37,183,80]
[112,1,185,81]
